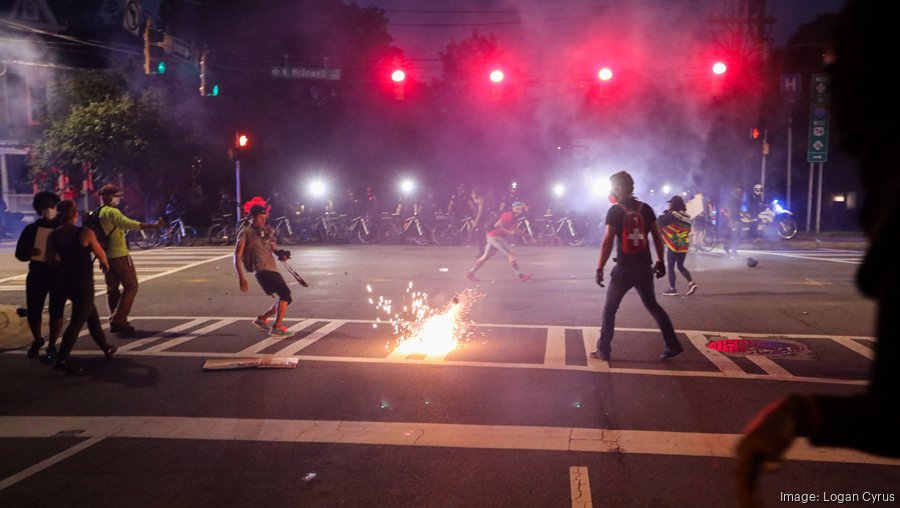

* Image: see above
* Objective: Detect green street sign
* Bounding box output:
[271,67,341,81]
[808,105,829,163]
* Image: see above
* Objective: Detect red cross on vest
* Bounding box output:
[627,227,645,246]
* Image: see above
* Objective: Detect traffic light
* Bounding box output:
[489,69,504,100]
[596,66,613,99]
[751,127,760,139]
[199,49,220,96]
[236,133,249,149]
[391,69,406,100]
[143,20,166,75]
[711,60,727,96]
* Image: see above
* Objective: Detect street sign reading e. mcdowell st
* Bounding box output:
[271,67,341,81]
[808,74,830,163]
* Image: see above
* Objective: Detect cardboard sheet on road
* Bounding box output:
[202,357,299,370]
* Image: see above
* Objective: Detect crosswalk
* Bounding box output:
[0,247,232,294]
[753,248,864,264]
[49,314,876,386]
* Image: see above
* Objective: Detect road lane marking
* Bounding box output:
[237,319,319,355]
[832,337,875,360]
[142,318,239,353]
[1,416,898,467]
[684,331,745,376]
[115,318,209,352]
[581,328,610,372]
[745,355,793,377]
[753,249,862,265]
[0,435,105,492]
[545,326,566,366]
[570,466,593,508]
[272,320,346,356]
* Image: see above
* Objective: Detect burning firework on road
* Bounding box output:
[367,282,478,357]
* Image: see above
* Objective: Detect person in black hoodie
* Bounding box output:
[49,200,117,375]
[14,191,65,360]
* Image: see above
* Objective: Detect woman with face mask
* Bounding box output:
[14,191,66,361]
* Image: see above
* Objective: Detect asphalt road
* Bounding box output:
[1,241,897,508]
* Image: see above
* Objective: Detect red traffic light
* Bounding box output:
[751,128,760,139]
[712,61,727,75]
[489,69,504,84]
[236,133,249,148]
[597,67,613,82]
[391,69,406,83]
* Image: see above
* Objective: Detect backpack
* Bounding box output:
[619,200,649,255]
[84,205,116,251]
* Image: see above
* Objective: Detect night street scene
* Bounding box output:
[1,0,898,507]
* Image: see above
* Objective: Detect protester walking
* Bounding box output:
[658,195,698,296]
[50,200,117,375]
[97,184,162,335]
[466,201,530,282]
[14,191,65,360]
[234,204,294,336]
[592,171,683,361]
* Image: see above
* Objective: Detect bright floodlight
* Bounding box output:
[391,70,406,83]
[662,184,672,195]
[400,179,415,195]
[591,178,610,196]
[712,61,727,75]
[598,67,613,81]
[309,180,326,197]
[552,183,565,197]
[489,69,504,83]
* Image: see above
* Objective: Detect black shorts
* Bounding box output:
[255,270,292,304]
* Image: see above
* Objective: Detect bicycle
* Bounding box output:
[270,215,298,245]
[347,214,379,244]
[431,214,477,246]
[207,215,250,246]
[689,215,717,252]
[547,214,586,246]
[144,216,198,247]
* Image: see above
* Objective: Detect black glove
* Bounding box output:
[275,249,291,261]
[595,268,605,287]
[653,260,666,279]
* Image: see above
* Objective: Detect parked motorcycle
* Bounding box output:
[739,199,798,240]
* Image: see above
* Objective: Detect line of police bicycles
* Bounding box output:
[124,201,796,252]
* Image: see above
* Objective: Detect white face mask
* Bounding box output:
[110,196,121,207]
[41,207,57,220]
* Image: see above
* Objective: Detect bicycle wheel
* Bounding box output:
[379,220,403,244]
[175,225,198,246]
[698,228,717,252]
[276,222,299,245]
[127,229,157,250]
[411,223,431,246]
[431,220,456,245]
[561,220,586,247]
[207,224,232,246]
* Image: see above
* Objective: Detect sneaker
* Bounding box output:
[103,344,118,360]
[518,273,531,282]
[686,282,698,296]
[45,345,58,361]
[26,338,44,359]
[465,272,479,282]
[662,288,678,296]
[109,322,136,334]
[659,346,684,360]
[268,324,290,336]
[253,317,270,332]
[589,350,610,361]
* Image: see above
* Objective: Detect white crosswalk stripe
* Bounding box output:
[753,248,864,264]
[0,247,233,292]
[13,314,872,386]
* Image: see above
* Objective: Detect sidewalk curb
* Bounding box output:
[0,304,30,351]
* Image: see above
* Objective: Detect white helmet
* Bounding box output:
[752,184,763,196]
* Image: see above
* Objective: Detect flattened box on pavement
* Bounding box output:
[202,357,299,370]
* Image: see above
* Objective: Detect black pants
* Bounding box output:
[25,264,65,324]
[57,282,110,363]
[666,249,693,289]
[596,264,681,356]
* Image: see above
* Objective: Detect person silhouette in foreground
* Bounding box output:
[735,2,900,507]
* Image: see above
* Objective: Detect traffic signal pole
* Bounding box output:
[235,159,242,220]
